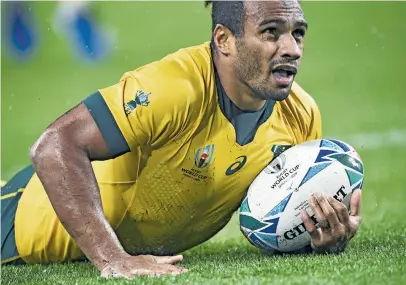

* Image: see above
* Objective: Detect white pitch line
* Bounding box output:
[334,129,406,150]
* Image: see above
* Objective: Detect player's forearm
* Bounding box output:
[30,130,127,270]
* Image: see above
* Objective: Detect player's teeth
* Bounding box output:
[274,70,288,77]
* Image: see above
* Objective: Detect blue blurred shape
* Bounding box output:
[5,3,37,60]
[69,10,111,62]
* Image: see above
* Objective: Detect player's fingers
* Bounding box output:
[155,263,188,274]
[327,196,350,226]
[101,266,132,279]
[154,255,184,265]
[301,210,319,240]
[308,194,328,229]
[315,193,341,229]
[349,189,362,217]
[130,264,187,276]
[129,268,156,276]
[100,267,113,279]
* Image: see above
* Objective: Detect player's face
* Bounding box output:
[235,0,307,101]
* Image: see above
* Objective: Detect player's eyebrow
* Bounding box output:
[296,20,308,29]
[258,18,308,30]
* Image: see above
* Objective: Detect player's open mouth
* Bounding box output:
[272,65,297,86]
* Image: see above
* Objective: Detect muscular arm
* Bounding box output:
[30,103,127,270]
[29,65,192,277]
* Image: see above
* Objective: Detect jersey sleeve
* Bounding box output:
[82,61,205,158]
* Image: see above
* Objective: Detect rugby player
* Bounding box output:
[1,0,362,279]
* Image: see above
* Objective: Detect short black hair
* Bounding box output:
[205,1,245,44]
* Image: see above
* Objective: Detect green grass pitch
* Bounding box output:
[2,1,406,284]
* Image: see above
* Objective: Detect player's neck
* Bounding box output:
[214,57,266,112]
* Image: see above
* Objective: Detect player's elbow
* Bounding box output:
[30,127,65,166]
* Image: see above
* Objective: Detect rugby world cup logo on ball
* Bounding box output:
[265,153,287,174]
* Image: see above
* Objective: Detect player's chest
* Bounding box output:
[158,106,298,199]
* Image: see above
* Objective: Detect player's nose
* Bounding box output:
[278,34,302,61]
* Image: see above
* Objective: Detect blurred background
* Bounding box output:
[1,1,405,237]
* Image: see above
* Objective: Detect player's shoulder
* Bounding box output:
[163,42,214,75]
[278,82,322,142]
[116,43,217,143]
[282,81,320,120]
[123,42,214,103]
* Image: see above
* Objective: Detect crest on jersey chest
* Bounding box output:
[194,144,215,168]
[181,144,215,182]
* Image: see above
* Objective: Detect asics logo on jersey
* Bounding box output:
[124,90,150,115]
[225,156,247,176]
[195,144,215,168]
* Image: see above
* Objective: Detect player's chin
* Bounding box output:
[266,85,292,101]
[267,77,294,101]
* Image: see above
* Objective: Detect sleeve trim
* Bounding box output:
[83,92,130,157]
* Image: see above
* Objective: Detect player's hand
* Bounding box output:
[300,189,362,253]
[100,253,188,279]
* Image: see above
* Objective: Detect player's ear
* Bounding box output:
[213,24,235,56]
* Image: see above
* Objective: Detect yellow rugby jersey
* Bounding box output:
[15,42,322,263]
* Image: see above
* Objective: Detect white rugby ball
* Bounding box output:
[239,139,364,253]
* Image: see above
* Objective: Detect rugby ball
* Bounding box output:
[239,139,364,253]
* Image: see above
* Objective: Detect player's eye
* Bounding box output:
[263,27,278,37]
[292,29,306,39]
